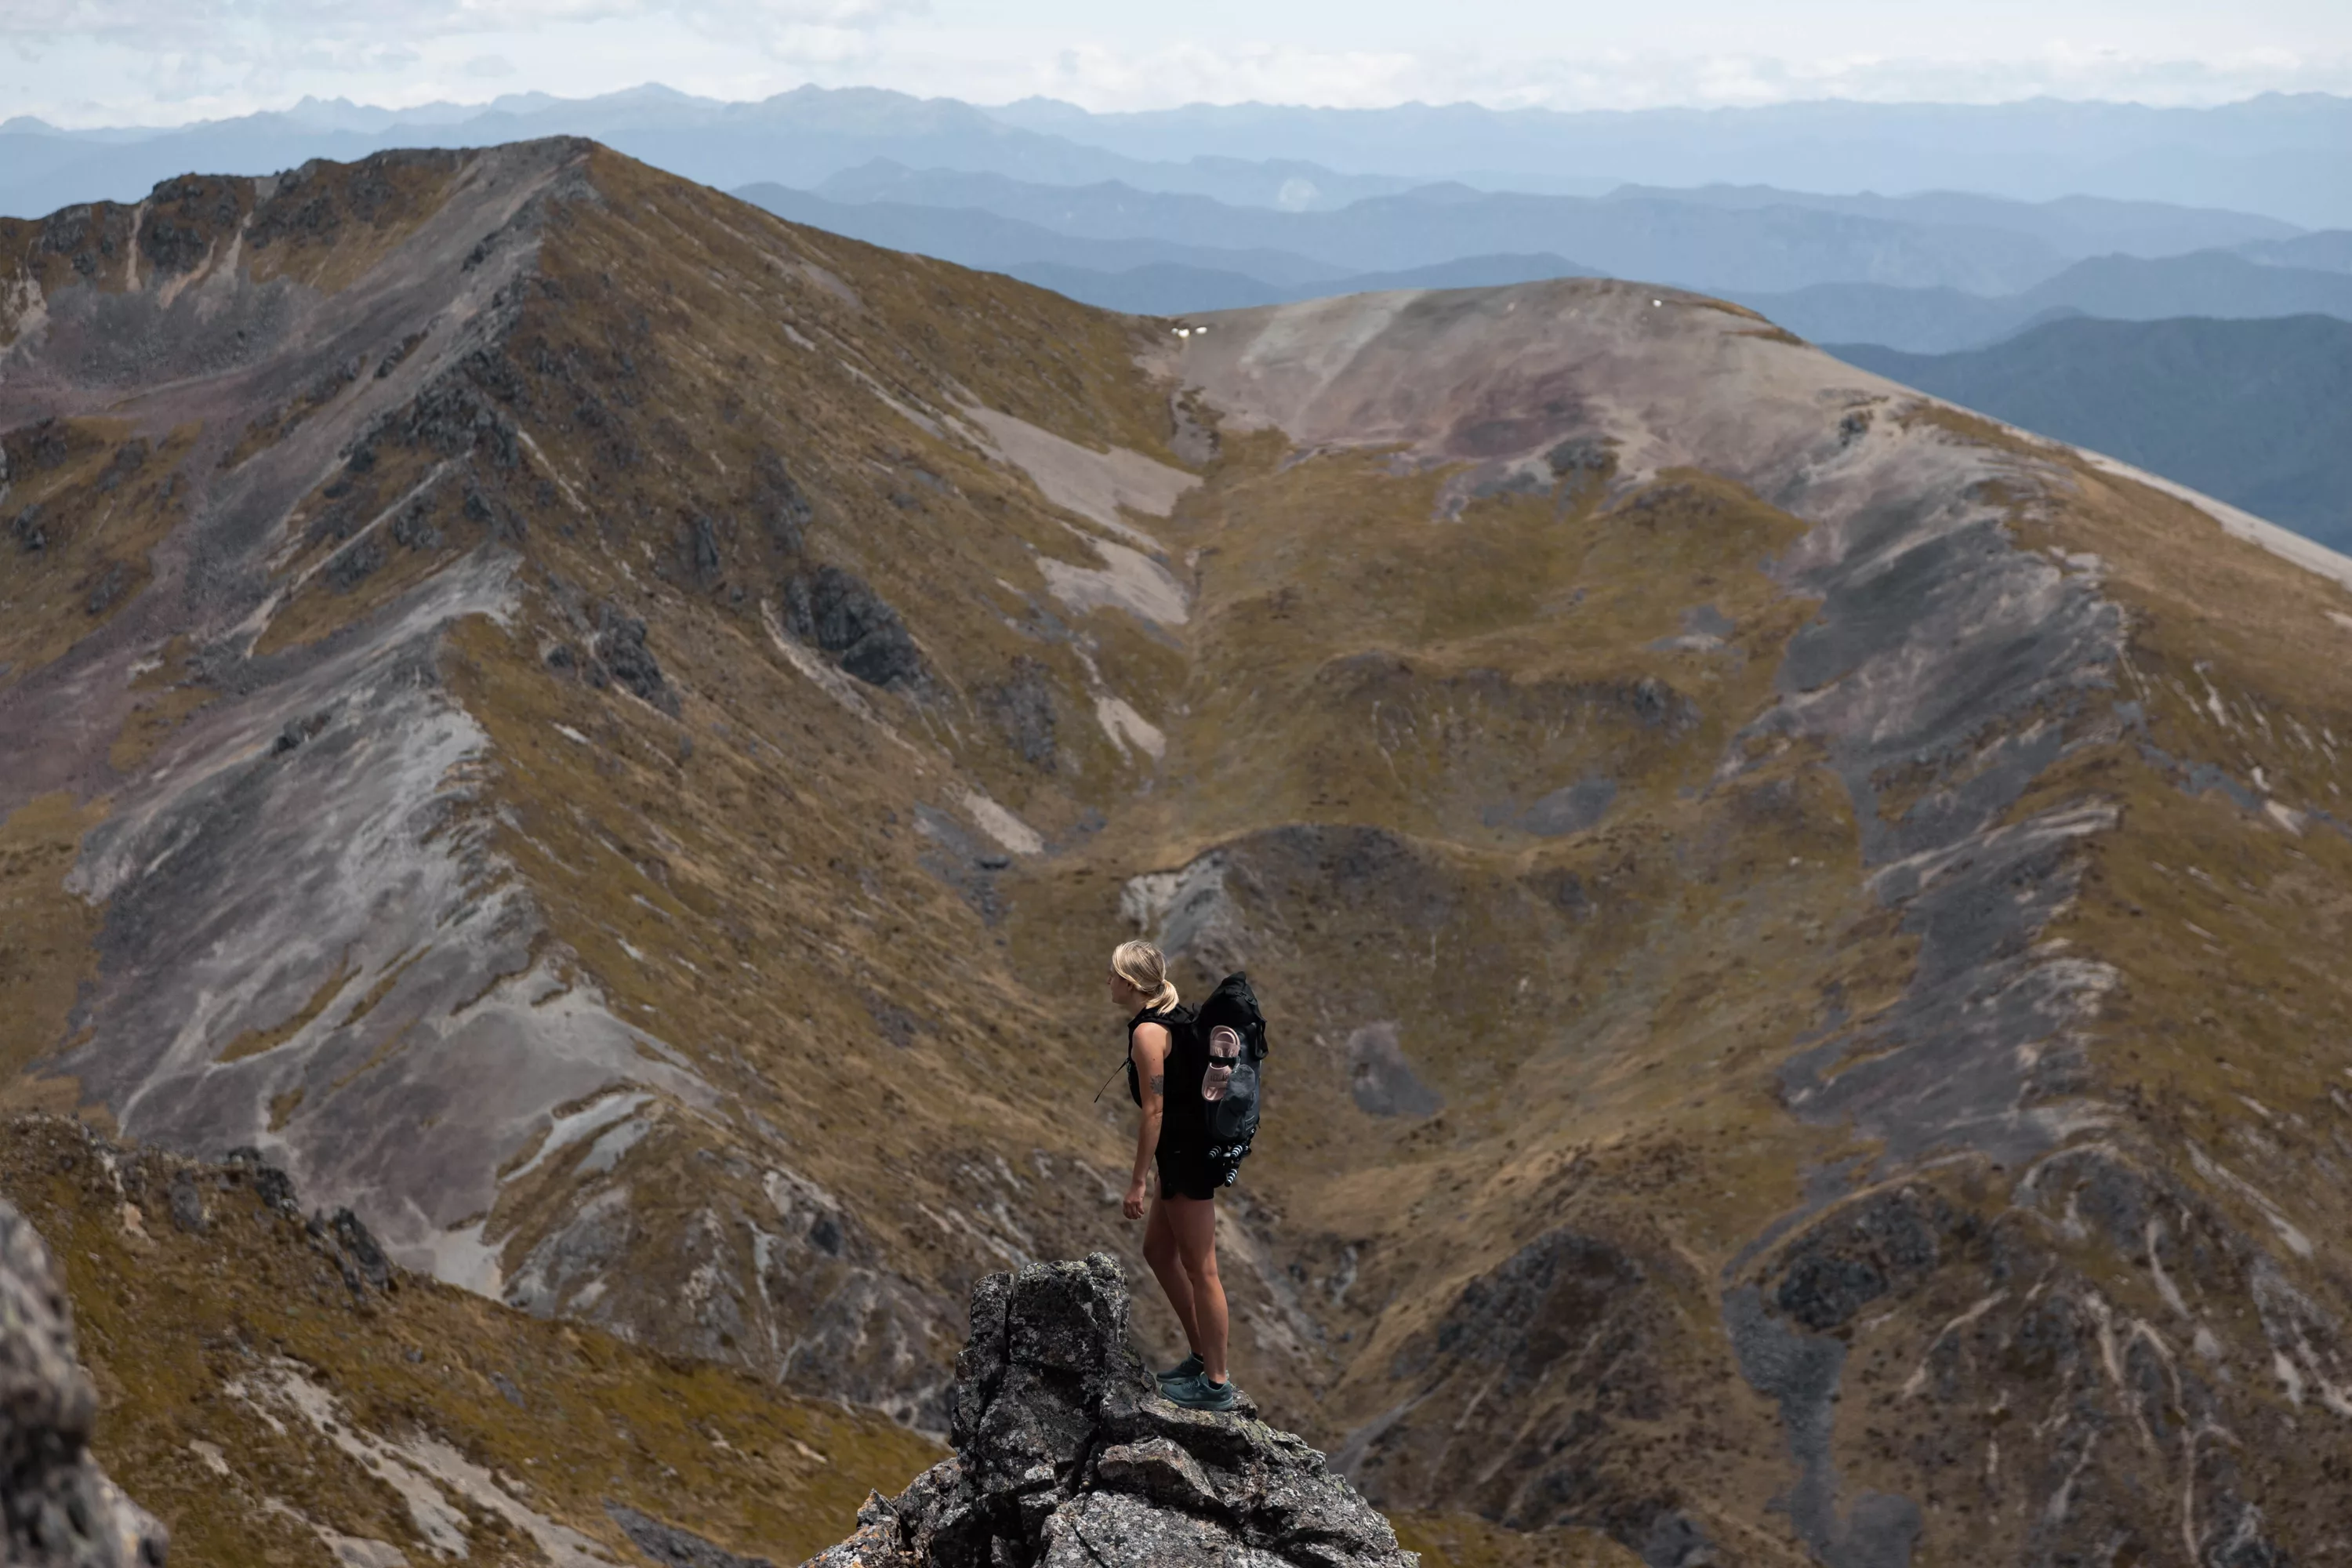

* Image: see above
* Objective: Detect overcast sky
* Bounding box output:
[3,0,2348,127]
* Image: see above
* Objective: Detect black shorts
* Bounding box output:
[1156,1145,1232,1203]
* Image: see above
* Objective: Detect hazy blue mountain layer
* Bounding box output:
[746,176,2352,351]
[817,162,2281,270]
[1831,314,2352,550]
[1605,183,2296,256]
[2234,229,2352,272]
[760,176,2071,294]
[1738,250,2352,351]
[733,183,1356,289]
[986,93,2352,227]
[0,88,1394,221]
[996,253,1599,315]
[5,85,2347,230]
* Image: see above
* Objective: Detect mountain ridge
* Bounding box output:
[6,140,2352,1566]
[982,92,2352,225]
[7,84,2346,225]
[1828,314,2352,550]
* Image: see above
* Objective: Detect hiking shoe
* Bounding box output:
[1163,1370,1239,1412]
[1156,1353,1204,1385]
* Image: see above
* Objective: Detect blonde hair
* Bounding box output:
[1112,939,1179,1013]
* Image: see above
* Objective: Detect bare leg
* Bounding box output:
[1164,1196,1229,1383]
[1143,1192,1201,1356]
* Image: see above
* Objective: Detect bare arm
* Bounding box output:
[1123,1022,1169,1220]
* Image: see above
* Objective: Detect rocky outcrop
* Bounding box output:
[802,1255,1416,1568]
[0,1196,167,1566]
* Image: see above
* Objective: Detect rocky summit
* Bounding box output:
[5,132,2352,1566]
[804,1255,1415,1568]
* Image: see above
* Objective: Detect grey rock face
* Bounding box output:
[0,1197,169,1566]
[606,1502,777,1568]
[800,1254,1416,1568]
[781,564,927,691]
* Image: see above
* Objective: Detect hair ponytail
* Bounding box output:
[1112,939,1179,1013]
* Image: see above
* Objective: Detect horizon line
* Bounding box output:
[9,81,2350,136]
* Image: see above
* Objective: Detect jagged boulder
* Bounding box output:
[801,1254,1415,1568]
[0,1197,168,1566]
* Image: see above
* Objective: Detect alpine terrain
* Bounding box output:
[3,138,2352,1566]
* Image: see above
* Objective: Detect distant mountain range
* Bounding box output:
[9,82,2348,351]
[1832,315,2352,550]
[996,253,1602,315]
[0,85,1403,222]
[740,176,2352,349]
[5,84,2348,227]
[1733,249,2352,352]
[989,93,2352,230]
[745,176,2107,296]
[8,82,2347,551]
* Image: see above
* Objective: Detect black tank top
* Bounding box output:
[1127,1007,1205,1148]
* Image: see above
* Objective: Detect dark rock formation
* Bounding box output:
[782,565,927,691]
[323,537,385,593]
[593,601,681,715]
[0,1196,169,1566]
[801,1254,1416,1568]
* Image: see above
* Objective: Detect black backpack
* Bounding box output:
[1192,973,1269,1163]
[1102,974,1271,1169]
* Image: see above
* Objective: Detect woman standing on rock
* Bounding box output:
[1112,938,1238,1411]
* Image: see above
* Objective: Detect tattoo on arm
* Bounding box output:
[1149,1073,1164,1097]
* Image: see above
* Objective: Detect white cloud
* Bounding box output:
[0,0,2346,124]
[1025,41,1425,110]
[0,0,922,42]
[957,39,2352,112]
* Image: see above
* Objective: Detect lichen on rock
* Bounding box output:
[800,1254,1416,1568]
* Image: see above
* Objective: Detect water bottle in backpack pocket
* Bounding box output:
[1194,973,1269,1164]
[1203,1025,1242,1102]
